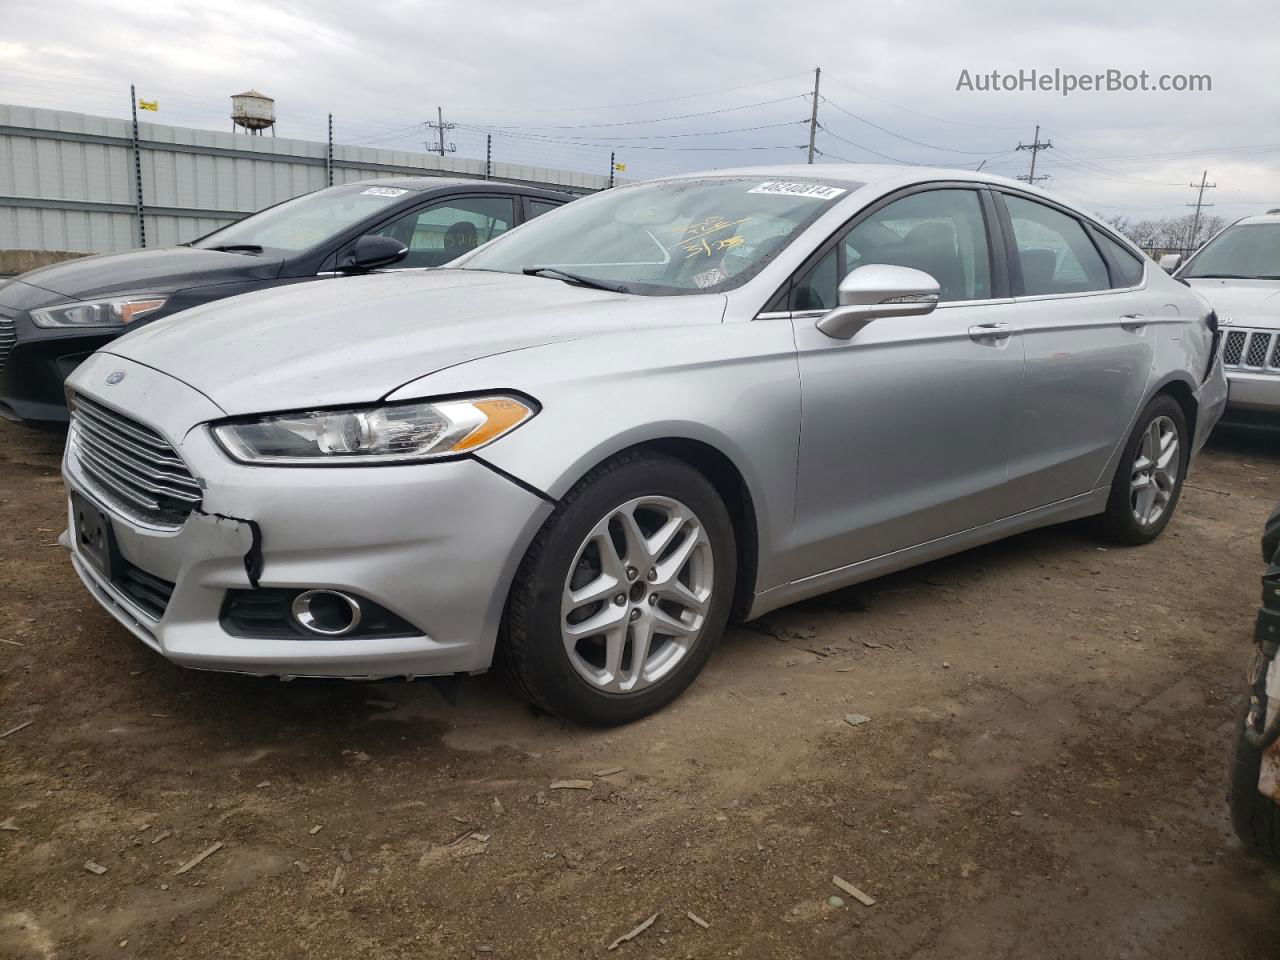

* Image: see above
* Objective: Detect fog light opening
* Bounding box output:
[291,590,363,637]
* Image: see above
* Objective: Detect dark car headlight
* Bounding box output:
[31,296,168,328]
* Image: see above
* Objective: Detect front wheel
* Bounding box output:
[1094,394,1189,545]
[498,451,736,726]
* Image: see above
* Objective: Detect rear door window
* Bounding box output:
[1004,195,1110,295]
[526,198,564,220]
[1092,231,1146,288]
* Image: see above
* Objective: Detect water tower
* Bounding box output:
[231,90,276,136]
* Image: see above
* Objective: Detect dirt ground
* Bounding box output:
[2,419,1280,960]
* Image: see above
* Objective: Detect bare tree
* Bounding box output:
[1099,213,1227,256]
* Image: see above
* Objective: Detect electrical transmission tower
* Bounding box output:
[426,106,456,157]
[1015,124,1052,184]
[1186,170,1217,249]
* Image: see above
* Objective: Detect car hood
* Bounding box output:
[1183,278,1280,330]
[104,269,727,416]
[15,246,285,299]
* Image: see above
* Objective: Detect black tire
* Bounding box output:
[1229,666,1280,861]
[1093,394,1189,545]
[497,450,736,727]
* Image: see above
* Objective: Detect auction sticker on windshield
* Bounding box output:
[748,182,846,200]
[362,186,409,198]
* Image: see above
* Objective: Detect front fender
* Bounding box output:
[387,320,802,592]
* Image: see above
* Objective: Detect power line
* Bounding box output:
[462,126,808,153]
[821,73,1024,131]
[452,70,813,115]
[458,120,805,143]
[818,127,915,164]
[820,96,1002,155]
[467,95,806,132]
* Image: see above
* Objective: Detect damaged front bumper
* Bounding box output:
[60,354,553,680]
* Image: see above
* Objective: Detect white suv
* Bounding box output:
[1176,211,1280,426]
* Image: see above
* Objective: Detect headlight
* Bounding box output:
[212,395,537,465]
[31,296,168,328]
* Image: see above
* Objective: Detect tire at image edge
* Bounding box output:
[498,450,737,726]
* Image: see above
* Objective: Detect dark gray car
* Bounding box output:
[0,177,570,424]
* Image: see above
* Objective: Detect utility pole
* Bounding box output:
[1187,170,1217,250]
[426,107,455,158]
[609,151,616,189]
[485,134,492,180]
[1015,124,1053,185]
[806,66,821,164]
[129,84,146,248]
[326,113,334,187]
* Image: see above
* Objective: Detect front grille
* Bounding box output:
[115,561,175,620]
[1246,331,1274,367]
[1222,328,1280,375]
[69,394,202,527]
[1224,330,1246,365]
[0,311,15,373]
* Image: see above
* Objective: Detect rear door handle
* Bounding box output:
[1121,314,1148,332]
[968,321,1013,343]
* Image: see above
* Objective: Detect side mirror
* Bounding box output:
[1158,254,1182,273]
[816,264,939,340]
[338,235,409,273]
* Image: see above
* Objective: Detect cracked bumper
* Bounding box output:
[61,354,553,679]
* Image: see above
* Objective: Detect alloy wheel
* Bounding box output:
[560,495,714,694]
[1130,414,1179,526]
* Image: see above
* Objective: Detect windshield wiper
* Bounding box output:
[1189,272,1251,279]
[522,266,628,294]
[206,243,264,254]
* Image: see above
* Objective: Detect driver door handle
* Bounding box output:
[1121,313,1148,332]
[968,321,1013,343]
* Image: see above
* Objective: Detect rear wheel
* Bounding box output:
[499,451,735,726]
[1094,394,1188,545]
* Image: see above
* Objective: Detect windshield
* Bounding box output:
[458,177,858,295]
[1183,223,1280,279]
[192,183,417,255]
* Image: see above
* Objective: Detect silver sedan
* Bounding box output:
[60,164,1227,725]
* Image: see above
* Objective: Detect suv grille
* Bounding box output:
[69,394,203,527]
[1222,329,1280,375]
[0,311,14,373]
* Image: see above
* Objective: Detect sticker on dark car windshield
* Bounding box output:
[748,181,846,200]
[361,186,409,198]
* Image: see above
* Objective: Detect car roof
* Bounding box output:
[657,162,1045,195]
[1230,210,1280,227]
[648,162,1132,241]
[347,176,572,199]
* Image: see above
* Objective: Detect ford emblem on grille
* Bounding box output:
[105,371,126,385]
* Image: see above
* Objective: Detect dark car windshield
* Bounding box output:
[457,176,858,296]
[192,183,417,256]
[1183,223,1280,279]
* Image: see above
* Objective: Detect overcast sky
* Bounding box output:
[2,0,1277,221]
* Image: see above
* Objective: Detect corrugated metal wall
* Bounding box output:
[0,104,614,255]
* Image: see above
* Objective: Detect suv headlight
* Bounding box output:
[212,395,537,465]
[31,296,168,328]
